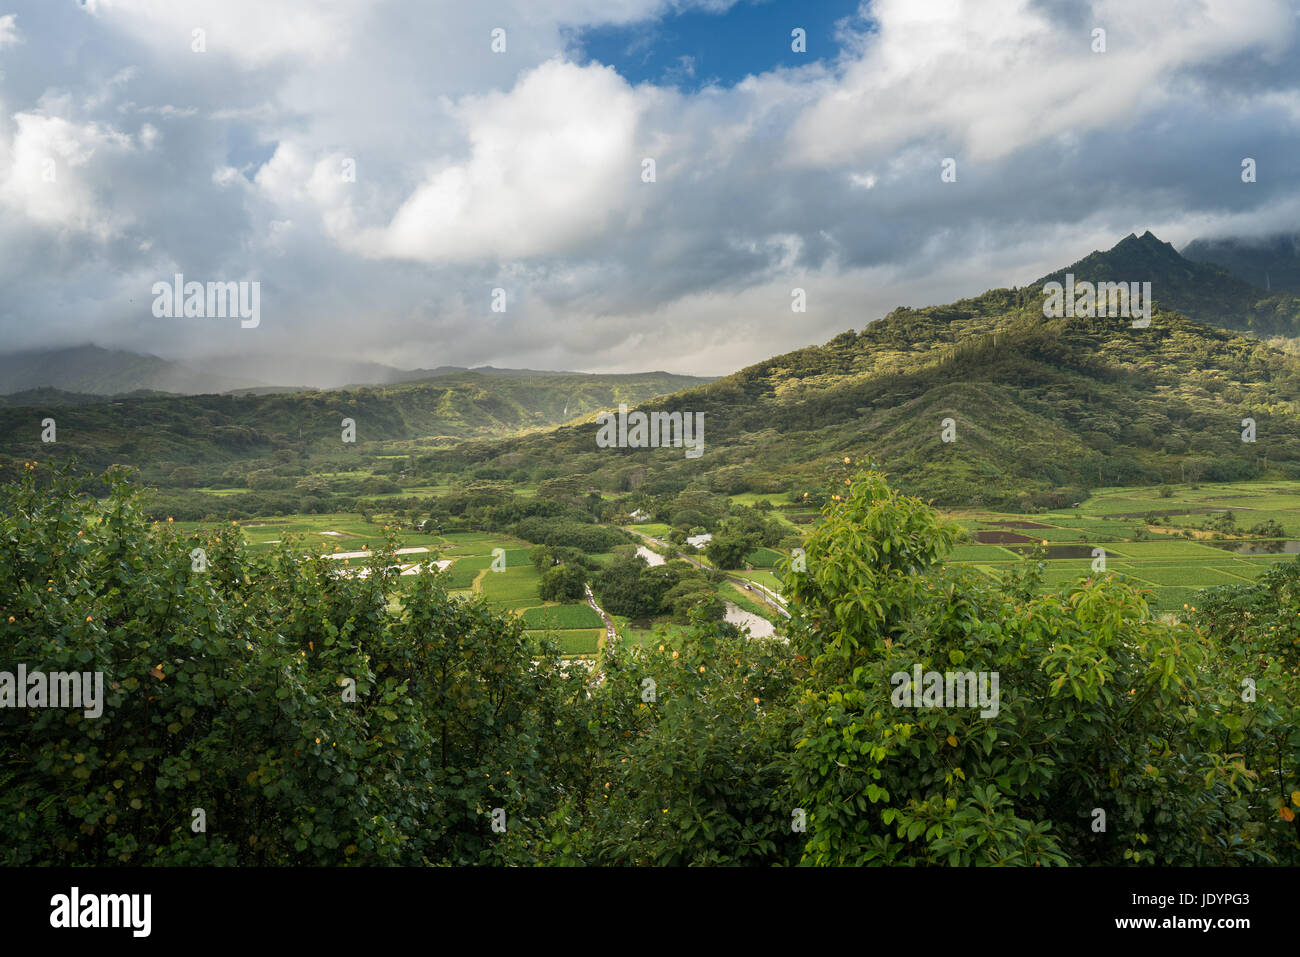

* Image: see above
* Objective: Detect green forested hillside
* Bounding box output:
[7,234,1300,514]
[0,370,709,474]
[414,284,1300,509]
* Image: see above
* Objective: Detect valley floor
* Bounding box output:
[173,478,1300,656]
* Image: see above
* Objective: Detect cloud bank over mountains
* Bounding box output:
[1,0,1297,377]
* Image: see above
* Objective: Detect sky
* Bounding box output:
[1,0,1299,381]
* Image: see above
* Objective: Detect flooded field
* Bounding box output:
[974,530,1035,544]
[1208,540,1300,555]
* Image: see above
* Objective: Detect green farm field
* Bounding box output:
[943,480,1300,613]
[520,628,603,656]
[171,511,619,655]
[170,480,1300,642]
[617,619,692,648]
[480,564,604,654]
[519,604,604,629]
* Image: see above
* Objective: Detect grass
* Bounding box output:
[727,492,796,507]
[620,621,692,647]
[1116,565,1252,588]
[745,547,785,567]
[440,555,493,589]
[554,630,603,655]
[733,569,782,591]
[722,582,783,625]
[177,512,448,552]
[479,565,544,608]
[947,544,1017,562]
[632,522,672,538]
[519,604,603,629]
[526,628,603,656]
[1150,587,1202,612]
[1103,541,1230,559]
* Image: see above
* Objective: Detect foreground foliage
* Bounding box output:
[782,472,1279,865]
[1,466,1295,865]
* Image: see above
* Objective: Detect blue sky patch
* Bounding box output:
[571,0,866,90]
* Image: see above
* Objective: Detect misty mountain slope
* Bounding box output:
[0,370,711,472]
[1183,233,1300,294]
[0,345,270,396]
[0,345,620,397]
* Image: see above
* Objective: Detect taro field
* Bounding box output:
[173,516,612,657]
[943,480,1300,614]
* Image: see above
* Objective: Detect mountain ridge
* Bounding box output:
[404,232,1300,508]
[5,232,1299,512]
[0,344,706,399]
[1029,230,1300,337]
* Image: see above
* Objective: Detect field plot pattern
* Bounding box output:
[942,482,1300,611]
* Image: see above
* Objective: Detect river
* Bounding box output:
[724,600,776,638]
[636,545,666,566]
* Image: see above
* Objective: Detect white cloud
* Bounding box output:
[789,0,1297,166]
[340,60,653,262]
[0,111,139,239]
[79,0,369,66]
[0,13,20,48]
[0,0,1298,374]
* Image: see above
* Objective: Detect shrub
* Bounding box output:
[0,465,589,866]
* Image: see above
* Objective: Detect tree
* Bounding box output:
[589,554,706,620]
[549,613,804,865]
[169,465,201,488]
[539,564,586,602]
[780,470,1268,866]
[1192,560,1300,864]
[706,529,756,570]
[246,469,288,490]
[663,582,724,623]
